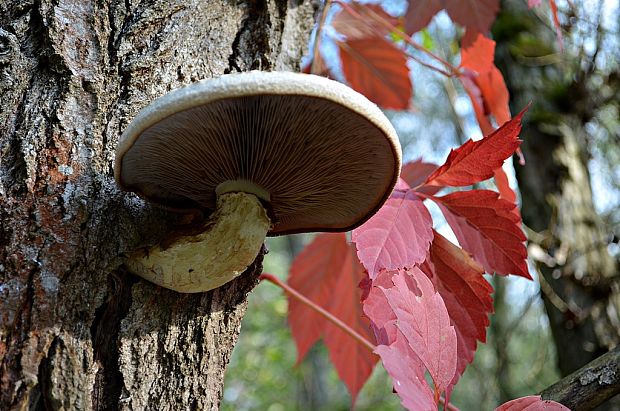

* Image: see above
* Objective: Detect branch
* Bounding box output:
[540,345,620,410]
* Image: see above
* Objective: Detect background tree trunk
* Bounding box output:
[0,0,314,409]
[494,2,620,408]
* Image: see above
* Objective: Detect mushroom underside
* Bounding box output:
[118,94,397,235]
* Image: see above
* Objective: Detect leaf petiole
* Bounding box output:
[259,273,376,352]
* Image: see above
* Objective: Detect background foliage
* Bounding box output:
[224,0,619,408]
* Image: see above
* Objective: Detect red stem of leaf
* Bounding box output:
[439,396,461,411]
[259,273,377,353]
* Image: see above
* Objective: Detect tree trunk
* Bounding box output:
[494,2,620,407]
[0,0,314,409]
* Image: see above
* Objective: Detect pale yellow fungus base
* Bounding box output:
[125,192,271,293]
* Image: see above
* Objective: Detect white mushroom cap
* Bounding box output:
[115,71,401,235]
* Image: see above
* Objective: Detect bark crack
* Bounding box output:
[226,0,272,73]
[90,270,135,411]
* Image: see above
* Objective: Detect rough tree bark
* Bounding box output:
[0,0,314,409]
[494,2,620,408]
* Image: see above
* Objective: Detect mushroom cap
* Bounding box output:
[115,71,401,235]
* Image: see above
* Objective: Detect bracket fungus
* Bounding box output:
[115,71,401,293]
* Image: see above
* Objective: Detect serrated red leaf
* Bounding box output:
[423,231,493,387]
[287,233,377,402]
[432,190,530,278]
[332,2,398,40]
[460,30,496,74]
[352,190,433,279]
[405,0,499,34]
[495,395,571,411]
[384,268,457,396]
[338,36,412,110]
[401,160,442,195]
[425,108,526,187]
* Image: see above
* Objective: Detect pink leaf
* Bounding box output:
[432,190,530,278]
[375,329,437,411]
[495,395,571,411]
[423,231,493,387]
[384,268,458,395]
[352,190,433,279]
[527,0,543,7]
[363,269,459,409]
[425,108,526,187]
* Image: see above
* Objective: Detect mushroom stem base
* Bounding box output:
[125,192,271,293]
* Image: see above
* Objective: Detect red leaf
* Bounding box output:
[352,190,433,279]
[493,167,517,204]
[423,231,493,387]
[332,2,399,40]
[405,0,499,34]
[404,0,442,34]
[323,247,378,402]
[495,395,571,411]
[384,268,458,396]
[425,108,526,187]
[339,36,412,110]
[360,269,396,345]
[401,160,442,195]
[432,190,530,278]
[460,30,496,74]
[445,0,500,34]
[288,233,377,401]
[476,65,511,125]
[460,69,495,135]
